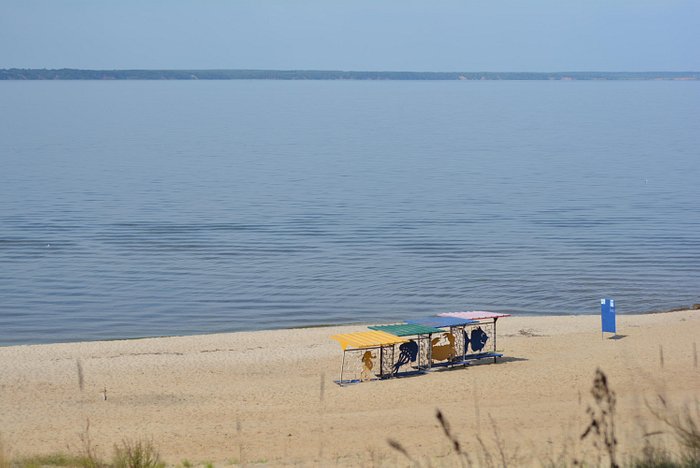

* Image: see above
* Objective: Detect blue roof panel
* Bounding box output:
[406,316,478,328]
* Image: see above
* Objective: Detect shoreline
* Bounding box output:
[3,304,698,349]
[1,309,698,466]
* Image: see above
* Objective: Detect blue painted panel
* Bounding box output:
[601,298,616,333]
[407,316,477,328]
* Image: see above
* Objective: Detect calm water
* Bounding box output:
[1,80,699,345]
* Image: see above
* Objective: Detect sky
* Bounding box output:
[1,0,699,71]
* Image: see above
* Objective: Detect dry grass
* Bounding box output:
[384,368,698,468]
[579,368,619,467]
[3,368,699,467]
[645,396,700,466]
[0,436,10,468]
[76,419,103,468]
[387,408,523,467]
[112,439,163,468]
[13,453,97,468]
[4,437,163,468]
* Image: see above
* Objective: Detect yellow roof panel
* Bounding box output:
[330,330,407,350]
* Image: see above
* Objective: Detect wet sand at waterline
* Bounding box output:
[1,310,699,466]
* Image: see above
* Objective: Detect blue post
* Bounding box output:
[601,298,616,338]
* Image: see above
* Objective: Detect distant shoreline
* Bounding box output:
[2,69,699,80]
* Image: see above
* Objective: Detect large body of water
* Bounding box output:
[1,80,699,345]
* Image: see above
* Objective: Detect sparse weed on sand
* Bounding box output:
[3,369,698,467]
[0,436,10,468]
[5,438,165,468]
[388,407,521,467]
[385,369,699,468]
[13,453,97,468]
[112,438,163,468]
[77,419,104,468]
[645,396,700,466]
[579,368,619,467]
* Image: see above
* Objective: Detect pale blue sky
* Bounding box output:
[2,0,698,71]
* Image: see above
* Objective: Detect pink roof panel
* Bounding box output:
[438,311,511,320]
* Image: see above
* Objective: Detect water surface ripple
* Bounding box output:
[1,81,699,345]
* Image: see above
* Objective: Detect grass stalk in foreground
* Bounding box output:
[645,396,700,465]
[1,436,10,468]
[386,368,699,467]
[580,368,619,467]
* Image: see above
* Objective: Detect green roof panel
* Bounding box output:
[368,323,443,337]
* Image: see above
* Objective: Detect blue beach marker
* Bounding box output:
[601,298,616,338]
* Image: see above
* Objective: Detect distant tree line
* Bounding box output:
[1,69,698,80]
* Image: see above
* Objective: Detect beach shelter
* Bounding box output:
[330,330,407,385]
[406,316,478,367]
[368,323,444,371]
[438,311,511,362]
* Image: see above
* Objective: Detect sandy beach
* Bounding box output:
[1,310,699,466]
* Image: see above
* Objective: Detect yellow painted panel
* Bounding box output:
[330,330,407,350]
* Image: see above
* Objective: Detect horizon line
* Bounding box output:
[2,69,698,81]
[3,67,700,73]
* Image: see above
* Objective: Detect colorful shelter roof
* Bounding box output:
[438,311,511,320]
[406,316,477,328]
[330,330,407,351]
[368,323,443,336]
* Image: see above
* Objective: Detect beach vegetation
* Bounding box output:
[2,371,698,468]
[12,453,97,468]
[0,436,10,468]
[78,419,102,468]
[626,441,676,468]
[4,439,164,468]
[643,397,700,467]
[389,408,523,467]
[386,369,698,468]
[112,439,163,468]
[579,368,618,467]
